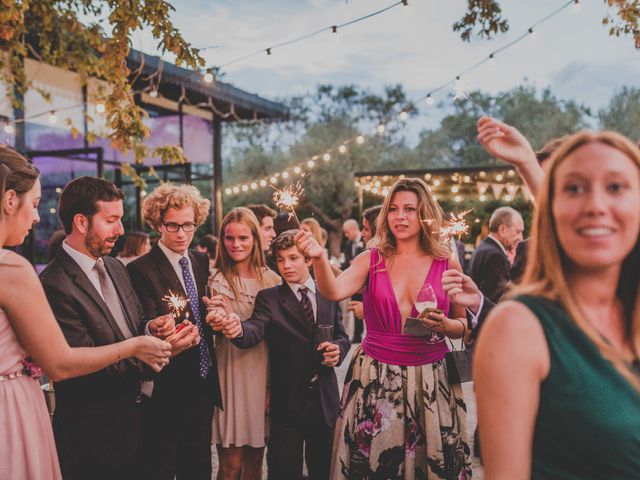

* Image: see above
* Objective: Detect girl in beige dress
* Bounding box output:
[208,207,280,480]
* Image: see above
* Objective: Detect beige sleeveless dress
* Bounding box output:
[210,268,280,447]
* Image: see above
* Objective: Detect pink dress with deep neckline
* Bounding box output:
[0,249,62,479]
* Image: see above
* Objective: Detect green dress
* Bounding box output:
[517,295,640,479]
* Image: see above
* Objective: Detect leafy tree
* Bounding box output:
[455,0,640,49]
[0,0,202,163]
[598,86,640,141]
[415,85,589,167]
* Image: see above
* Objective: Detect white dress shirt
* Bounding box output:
[287,275,317,321]
[62,241,105,299]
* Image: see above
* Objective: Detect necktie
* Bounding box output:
[179,257,211,379]
[93,258,134,338]
[298,286,315,328]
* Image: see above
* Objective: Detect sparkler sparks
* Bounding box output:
[272,182,304,226]
[440,209,472,240]
[162,290,189,318]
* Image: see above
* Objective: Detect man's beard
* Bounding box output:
[85,223,118,258]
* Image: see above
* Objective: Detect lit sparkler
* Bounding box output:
[440,209,472,241]
[162,290,189,319]
[272,182,304,227]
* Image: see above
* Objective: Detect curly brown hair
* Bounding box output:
[142,183,210,230]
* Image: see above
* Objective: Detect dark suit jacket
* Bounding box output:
[468,236,511,304]
[510,238,530,284]
[127,245,222,407]
[341,237,365,270]
[40,249,147,411]
[232,282,350,428]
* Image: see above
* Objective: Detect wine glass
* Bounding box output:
[414,283,437,315]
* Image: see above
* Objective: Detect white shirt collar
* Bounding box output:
[62,240,99,276]
[158,240,189,265]
[487,234,508,256]
[287,274,316,296]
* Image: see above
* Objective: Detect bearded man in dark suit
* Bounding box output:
[40,177,175,480]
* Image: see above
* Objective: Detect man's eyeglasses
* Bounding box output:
[163,222,197,233]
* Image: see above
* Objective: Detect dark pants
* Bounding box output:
[267,388,333,480]
[138,380,215,480]
[53,395,142,480]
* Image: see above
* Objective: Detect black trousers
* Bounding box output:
[267,388,333,480]
[138,379,215,480]
[53,395,142,480]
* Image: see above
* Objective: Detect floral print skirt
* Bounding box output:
[330,346,472,479]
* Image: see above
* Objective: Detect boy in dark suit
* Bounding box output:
[211,230,350,480]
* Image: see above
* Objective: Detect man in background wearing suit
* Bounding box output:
[40,177,175,480]
[468,206,524,304]
[213,230,350,480]
[341,218,365,343]
[127,183,222,480]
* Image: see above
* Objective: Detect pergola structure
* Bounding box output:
[127,50,290,231]
[354,164,529,212]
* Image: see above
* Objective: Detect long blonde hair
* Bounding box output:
[213,207,267,298]
[514,130,640,390]
[369,177,450,260]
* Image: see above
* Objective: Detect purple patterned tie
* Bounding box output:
[298,286,315,327]
[179,257,211,379]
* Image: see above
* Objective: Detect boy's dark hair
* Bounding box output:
[536,136,569,165]
[198,234,218,259]
[246,204,276,223]
[58,176,124,234]
[270,229,299,258]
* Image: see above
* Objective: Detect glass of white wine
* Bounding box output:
[415,283,437,315]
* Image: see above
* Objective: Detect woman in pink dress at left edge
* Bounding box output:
[0,145,171,480]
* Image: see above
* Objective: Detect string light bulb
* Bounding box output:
[399,111,409,121]
[488,53,497,66]
[293,166,301,174]
[356,135,365,144]
[338,145,347,154]
[48,111,58,124]
[260,179,268,187]
[307,160,315,168]
[425,94,434,106]
[251,182,258,189]
[96,102,106,113]
[241,185,249,192]
[225,188,232,195]
[203,68,214,83]
[376,124,386,134]
[282,171,289,179]
[572,0,582,12]
[452,77,468,101]
[322,153,331,161]
[270,176,278,183]
[528,28,537,40]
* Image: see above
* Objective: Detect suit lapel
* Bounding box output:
[189,250,207,298]
[279,284,312,334]
[152,245,188,299]
[58,250,127,341]
[103,258,138,335]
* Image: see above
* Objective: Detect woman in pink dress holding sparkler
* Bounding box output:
[207,207,280,480]
[296,177,472,479]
